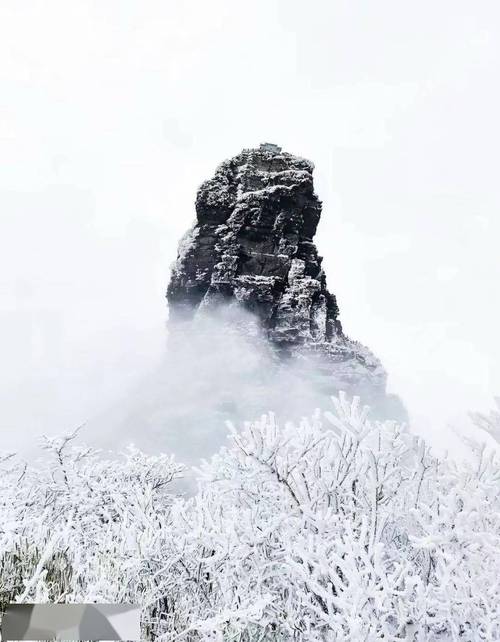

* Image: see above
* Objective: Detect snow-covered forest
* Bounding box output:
[1,394,499,641]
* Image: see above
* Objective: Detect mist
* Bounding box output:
[76,306,400,466]
[1,0,500,456]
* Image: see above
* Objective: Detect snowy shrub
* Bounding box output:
[0,395,499,640]
[0,431,185,632]
[470,397,500,444]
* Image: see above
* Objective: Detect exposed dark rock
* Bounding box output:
[167,143,405,419]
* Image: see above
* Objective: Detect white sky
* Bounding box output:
[1,0,499,453]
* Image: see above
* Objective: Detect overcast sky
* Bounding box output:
[1,0,499,453]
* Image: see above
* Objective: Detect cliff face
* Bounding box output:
[167,144,403,415]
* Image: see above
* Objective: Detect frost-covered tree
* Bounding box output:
[470,396,500,445]
[1,394,499,640]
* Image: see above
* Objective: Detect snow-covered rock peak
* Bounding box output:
[167,145,405,418]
